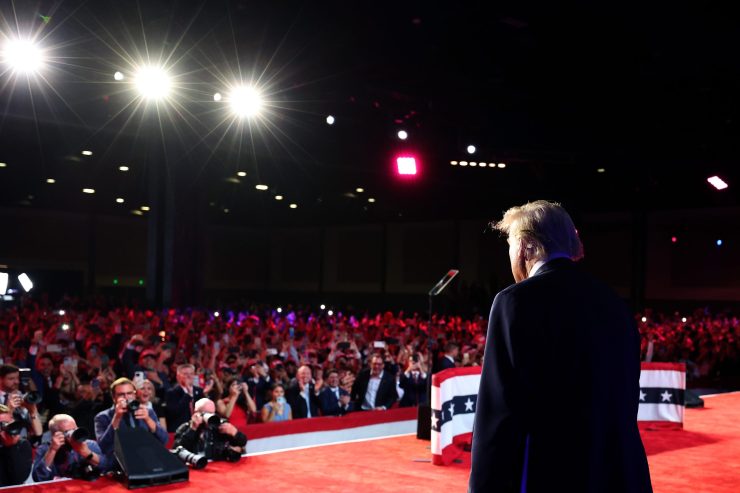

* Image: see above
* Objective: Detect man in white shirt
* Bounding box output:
[351,355,397,411]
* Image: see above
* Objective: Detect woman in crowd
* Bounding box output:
[261,383,291,422]
[135,379,167,429]
[217,377,257,433]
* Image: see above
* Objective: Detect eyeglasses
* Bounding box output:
[115,391,136,398]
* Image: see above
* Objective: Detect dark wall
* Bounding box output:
[2,206,739,305]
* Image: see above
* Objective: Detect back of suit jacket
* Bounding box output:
[469,258,652,493]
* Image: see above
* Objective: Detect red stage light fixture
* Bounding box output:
[395,155,418,176]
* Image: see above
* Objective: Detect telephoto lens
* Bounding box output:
[127,400,141,412]
[172,446,208,469]
[22,391,42,405]
[200,412,224,428]
[64,427,90,443]
[0,420,25,436]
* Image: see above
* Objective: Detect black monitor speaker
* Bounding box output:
[114,426,188,489]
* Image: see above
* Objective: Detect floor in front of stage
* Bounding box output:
[9,392,740,493]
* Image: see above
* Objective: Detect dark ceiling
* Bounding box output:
[1,1,738,227]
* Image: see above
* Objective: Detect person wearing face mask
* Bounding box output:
[261,384,292,422]
[468,201,652,493]
[318,369,353,416]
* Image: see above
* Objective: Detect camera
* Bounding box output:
[64,427,90,443]
[171,446,208,469]
[0,419,25,436]
[127,400,141,412]
[200,412,225,428]
[18,368,42,404]
[411,354,420,363]
[68,461,101,481]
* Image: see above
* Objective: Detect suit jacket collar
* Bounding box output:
[532,257,574,277]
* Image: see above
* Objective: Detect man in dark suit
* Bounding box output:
[94,378,168,472]
[469,201,652,493]
[399,356,428,407]
[286,365,320,419]
[318,369,352,416]
[351,355,398,410]
[165,364,204,432]
[437,342,459,372]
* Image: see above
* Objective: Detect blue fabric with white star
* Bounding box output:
[431,394,477,432]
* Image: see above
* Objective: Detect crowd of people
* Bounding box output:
[0,296,738,485]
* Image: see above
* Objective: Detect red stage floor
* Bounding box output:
[5,391,740,493]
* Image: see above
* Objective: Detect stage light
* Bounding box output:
[641,316,647,323]
[2,39,45,75]
[396,156,418,175]
[46,178,55,184]
[214,311,220,317]
[467,145,476,154]
[116,197,124,203]
[478,162,487,167]
[119,165,129,171]
[450,161,457,165]
[82,188,95,194]
[326,115,335,125]
[113,278,119,285]
[58,310,65,316]
[134,66,172,100]
[61,323,70,331]
[320,304,326,310]
[0,162,6,168]
[223,208,230,214]
[289,203,298,209]
[597,168,606,173]
[237,171,246,177]
[81,150,93,156]
[497,163,506,168]
[138,279,145,286]
[681,317,687,323]
[0,273,7,295]
[707,176,728,190]
[114,71,124,81]
[213,92,222,102]
[229,85,263,118]
[255,184,268,191]
[368,197,376,203]
[327,310,334,316]
[488,163,496,167]
[275,195,283,200]
[397,130,408,140]
[470,162,477,167]
[671,236,677,243]
[18,273,33,292]
[716,239,723,247]
[141,206,150,211]
[277,307,283,313]
[356,187,364,193]
[132,210,143,216]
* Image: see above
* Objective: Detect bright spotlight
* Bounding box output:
[467,145,476,154]
[213,92,222,102]
[0,273,8,295]
[275,195,283,201]
[397,130,408,140]
[707,175,728,190]
[58,310,65,316]
[229,86,263,118]
[134,66,172,100]
[396,156,418,175]
[81,150,93,156]
[277,307,283,313]
[368,197,376,203]
[320,304,326,310]
[18,273,33,292]
[255,184,268,191]
[119,165,129,172]
[289,203,298,209]
[61,323,70,331]
[114,71,124,81]
[116,197,125,203]
[237,171,247,177]
[46,178,55,184]
[497,163,506,168]
[681,317,687,323]
[327,310,334,316]
[141,206,150,211]
[82,188,95,194]
[356,187,364,193]
[214,311,220,317]
[326,115,335,125]
[2,39,45,75]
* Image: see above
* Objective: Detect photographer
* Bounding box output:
[399,354,429,407]
[0,364,43,440]
[0,404,33,486]
[94,378,168,471]
[173,398,247,463]
[32,414,102,482]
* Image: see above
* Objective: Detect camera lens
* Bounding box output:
[127,400,141,412]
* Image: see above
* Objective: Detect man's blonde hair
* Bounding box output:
[494,200,584,261]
